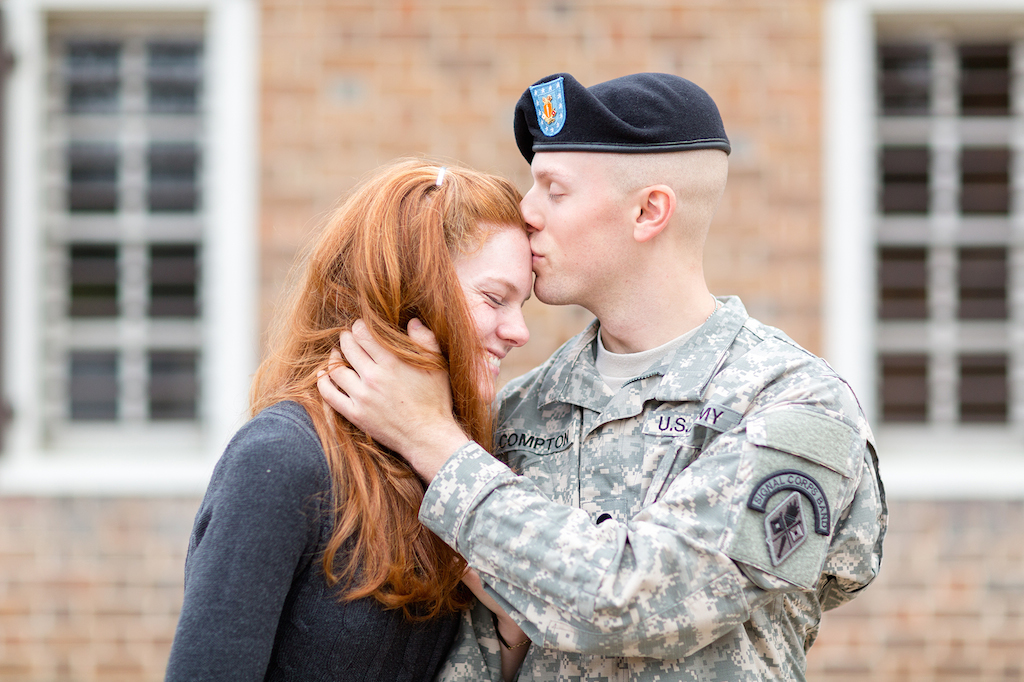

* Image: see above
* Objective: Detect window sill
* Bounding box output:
[0,451,215,496]
[876,425,1024,499]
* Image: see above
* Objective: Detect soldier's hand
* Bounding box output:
[317,318,470,481]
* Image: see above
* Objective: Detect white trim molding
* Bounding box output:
[824,0,877,416]
[0,0,258,495]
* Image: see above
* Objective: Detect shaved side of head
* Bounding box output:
[602,149,729,251]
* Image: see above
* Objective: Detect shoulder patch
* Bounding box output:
[726,433,849,588]
[747,409,854,476]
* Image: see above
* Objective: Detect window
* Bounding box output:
[0,1,257,494]
[44,18,204,448]
[825,4,1024,496]
[875,33,1019,430]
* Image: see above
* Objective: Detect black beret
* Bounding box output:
[514,72,730,164]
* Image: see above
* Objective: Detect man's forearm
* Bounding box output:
[418,442,767,659]
[399,421,471,483]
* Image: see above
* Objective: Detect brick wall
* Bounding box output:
[258,0,826,373]
[1,497,1021,681]
[0,497,197,681]
[806,501,1024,682]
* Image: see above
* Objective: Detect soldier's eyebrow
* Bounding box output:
[532,167,570,185]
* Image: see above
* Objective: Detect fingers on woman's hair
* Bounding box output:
[338,329,376,373]
[326,347,345,373]
[317,367,353,416]
[349,319,387,364]
[407,318,441,353]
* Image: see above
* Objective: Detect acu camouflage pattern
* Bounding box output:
[423,296,887,682]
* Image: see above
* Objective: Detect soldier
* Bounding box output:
[319,72,887,682]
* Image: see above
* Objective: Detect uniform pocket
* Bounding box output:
[638,406,706,506]
[641,437,701,507]
[495,427,575,504]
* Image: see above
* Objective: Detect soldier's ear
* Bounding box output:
[633,185,675,243]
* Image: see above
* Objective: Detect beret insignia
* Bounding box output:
[529,76,566,137]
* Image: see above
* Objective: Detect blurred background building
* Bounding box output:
[0,0,1022,679]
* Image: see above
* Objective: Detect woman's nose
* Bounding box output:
[500,309,530,347]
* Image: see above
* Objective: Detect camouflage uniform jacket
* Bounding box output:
[423,296,887,682]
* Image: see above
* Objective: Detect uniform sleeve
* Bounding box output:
[165,419,327,681]
[816,441,886,611]
[435,601,504,682]
[419,412,884,660]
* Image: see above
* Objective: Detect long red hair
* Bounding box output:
[250,158,526,620]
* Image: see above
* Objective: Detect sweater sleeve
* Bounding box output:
[166,407,329,681]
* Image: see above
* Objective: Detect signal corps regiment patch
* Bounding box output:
[763,491,807,566]
[728,456,844,588]
[747,469,830,568]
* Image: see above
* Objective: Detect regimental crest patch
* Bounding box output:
[764,491,807,566]
[530,77,567,137]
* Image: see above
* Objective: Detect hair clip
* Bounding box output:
[435,166,447,187]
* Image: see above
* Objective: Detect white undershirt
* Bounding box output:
[595,325,701,393]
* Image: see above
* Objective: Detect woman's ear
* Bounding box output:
[633,185,675,243]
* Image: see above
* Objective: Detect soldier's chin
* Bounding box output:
[532,278,571,307]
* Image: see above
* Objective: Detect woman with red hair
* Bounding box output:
[166,159,532,681]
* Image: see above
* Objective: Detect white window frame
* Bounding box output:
[1,0,257,494]
[825,0,1024,498]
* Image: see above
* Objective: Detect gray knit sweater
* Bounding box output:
[165,401,459,681]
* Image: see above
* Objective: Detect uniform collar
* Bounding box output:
[537,319,608,412]
[537,296,749,411]
[651,296,749,402]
